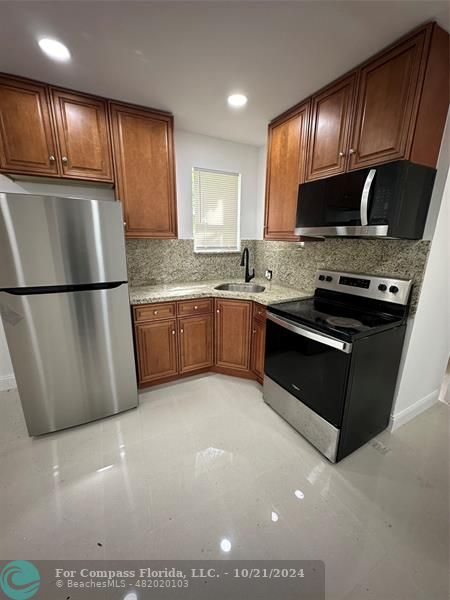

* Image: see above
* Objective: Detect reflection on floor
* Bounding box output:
[0,374,448,599]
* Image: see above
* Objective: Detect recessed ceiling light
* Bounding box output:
[227,94,247,108]
[38,38,71,62]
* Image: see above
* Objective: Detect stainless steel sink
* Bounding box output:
[214,283,265,293]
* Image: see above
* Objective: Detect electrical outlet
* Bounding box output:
[265,270,273,281]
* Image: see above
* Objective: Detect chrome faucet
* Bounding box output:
[240,247,255,283]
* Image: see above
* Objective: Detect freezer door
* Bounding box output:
[0,193,127,288]
[0,284,138,435]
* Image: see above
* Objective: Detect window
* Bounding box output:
[192,167,241,253]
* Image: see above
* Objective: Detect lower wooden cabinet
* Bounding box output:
[251,304,266,383]
[133,298,265,387]
[135,319,178,384]
[214,298,252,375]
[179,314,213,374]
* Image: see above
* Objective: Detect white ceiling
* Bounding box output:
[0,1,448,146]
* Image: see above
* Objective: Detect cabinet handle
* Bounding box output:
[49,155,55,162]
[172,330,175,335]
[349,148,355,155]
[253,329,256,334]
[339,151,345,157]
[62,156,68,163]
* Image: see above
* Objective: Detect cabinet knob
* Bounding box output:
[349,148,355,155]
[253,329,256,334]
[62,156,68,163]
[154,310,158,315]
[194,305,198,310]
[180,328,184,333]
[216,309,220,313]
[123,221,127,227]
[339,151,345,157]
[172,330,175,335]
[49,155,55,162]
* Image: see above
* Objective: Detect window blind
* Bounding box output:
[192,167,241,253]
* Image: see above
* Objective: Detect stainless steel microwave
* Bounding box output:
[295,160,436,239]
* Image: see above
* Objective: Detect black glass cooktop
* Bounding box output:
[268,297,404,341]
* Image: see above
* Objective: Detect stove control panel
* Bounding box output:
[315,270,412,305]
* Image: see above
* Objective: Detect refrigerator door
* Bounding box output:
[0,193,128,289]
[0,284,138,435]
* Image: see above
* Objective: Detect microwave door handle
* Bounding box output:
[267,313,352,354]
[360,169,376,226]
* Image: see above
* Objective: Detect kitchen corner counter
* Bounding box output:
[129,279,311,307]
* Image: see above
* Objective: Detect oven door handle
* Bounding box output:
[267,312,353,354]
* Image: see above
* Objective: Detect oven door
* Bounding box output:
[264,313,352,428]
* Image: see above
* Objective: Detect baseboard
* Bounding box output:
[390,388,440,431]
[0,374,16,391]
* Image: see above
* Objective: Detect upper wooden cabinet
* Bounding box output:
[348,31,426,170]
[110,103,177,239]
[305,74,356,181]
[264,22,449,240]
[264,101,309,240]
[0,77,58,176]
[51,88,113,182]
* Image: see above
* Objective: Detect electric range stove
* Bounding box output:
[263,270,412,462]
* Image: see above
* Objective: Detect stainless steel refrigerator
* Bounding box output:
[0,192,138,435]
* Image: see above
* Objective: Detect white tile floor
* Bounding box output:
[0,373,448,599]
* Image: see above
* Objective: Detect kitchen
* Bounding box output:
[0,2,449,599]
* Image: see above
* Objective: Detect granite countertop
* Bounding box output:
[129,279,311,306]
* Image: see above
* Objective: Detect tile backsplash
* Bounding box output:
[126,238,430,312]
[126,239,256,285]
[254,239,430,311]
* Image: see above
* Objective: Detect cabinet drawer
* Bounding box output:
[253,303,267,321]
[134,302,176,322]
[177,298,213,317]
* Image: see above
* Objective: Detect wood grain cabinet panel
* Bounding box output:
[251,316,266,383]
[110,102,177,239]
[179,314,213,374]
[305,74,356,180]
[0,77,58,175]
[177,298,213,317]
[349,31,426,170]
[215,299,251,372]
[51,88,113,181]
[135,319,178,383]
[264,102,309,240]
[134,302,176,323]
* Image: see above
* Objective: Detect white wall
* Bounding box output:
[0,174,116,390]
[174,130,260,239]
[391,112,450,428]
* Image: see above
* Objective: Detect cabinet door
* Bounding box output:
[215,299,251,372]
[179,314,213,374]
[305,74,356,181]
[0,77,58,175]
[135,319,178,384]
[51,89,113,182]
[349,31,426,170]
[264,102,309,240]
[110,103,177,238]
[251,317,266,382]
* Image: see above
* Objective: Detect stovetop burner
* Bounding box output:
[267,270,412,342]
[325,316,364,329]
